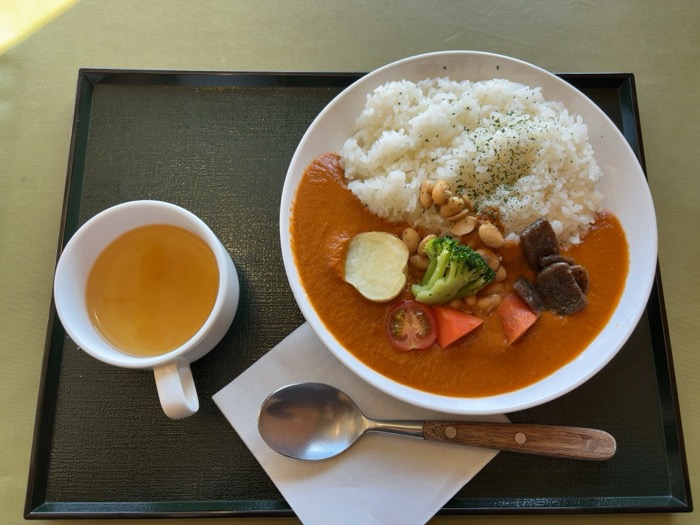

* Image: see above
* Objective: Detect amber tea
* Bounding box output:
[86,224,219,357]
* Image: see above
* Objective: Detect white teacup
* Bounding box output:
[53,200,239,419]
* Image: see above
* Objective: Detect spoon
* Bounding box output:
[258,382,616,461]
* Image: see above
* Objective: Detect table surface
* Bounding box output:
[2,1,698,524]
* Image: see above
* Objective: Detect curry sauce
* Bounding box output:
[291,153,629,397]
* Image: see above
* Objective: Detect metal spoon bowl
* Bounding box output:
[258,382,616,461]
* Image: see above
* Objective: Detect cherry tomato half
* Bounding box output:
[385,300,437,351]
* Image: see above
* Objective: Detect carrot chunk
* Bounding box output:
[497,293,538,345]
[432,306,483,348]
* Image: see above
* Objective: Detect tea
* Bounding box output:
[86,224,219,357]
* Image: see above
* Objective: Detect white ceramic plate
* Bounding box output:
[279,51,657,414]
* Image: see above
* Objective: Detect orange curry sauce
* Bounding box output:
[290,153,629,397]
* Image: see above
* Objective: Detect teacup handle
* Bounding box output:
[154,357,199,419]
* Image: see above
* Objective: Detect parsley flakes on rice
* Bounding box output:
[340,77,603,245]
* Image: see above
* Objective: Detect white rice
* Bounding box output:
[340,77,603,244]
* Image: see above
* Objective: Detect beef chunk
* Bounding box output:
[513,276,545,315]
[520,218,559,271]
[537,262,587,315]
[516,218,591,316]
[539,254,575,267]
[570,264,589,294]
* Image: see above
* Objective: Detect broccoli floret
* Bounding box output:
[411,236,496,305]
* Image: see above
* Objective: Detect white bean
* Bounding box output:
[419,180,434,209]
[417,234,436,255]
[410,253,429,270]
[461,194,474,211]
[476,248,500,272]
[432,180,452,205]
[495,265,507,282]
[450,215,477,236]
[401,227,420,253]
[464,295,478,306]
[478,221,505,249]
[477,294,502,313]
[449,298,464,310]
[446,209,469,222]
[440,196,465,218]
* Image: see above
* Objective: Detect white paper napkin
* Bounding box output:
[213,323,508,525]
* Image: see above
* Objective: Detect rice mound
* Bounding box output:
[340,77,603,244]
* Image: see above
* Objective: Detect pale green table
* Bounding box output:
[2,1,698,524]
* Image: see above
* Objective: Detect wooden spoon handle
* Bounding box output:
[423,421,616,461]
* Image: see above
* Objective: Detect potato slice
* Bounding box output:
[344,232,409,302]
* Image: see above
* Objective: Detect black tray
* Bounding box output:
[25,70,692,518]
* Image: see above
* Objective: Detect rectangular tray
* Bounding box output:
[25,70,692,518]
